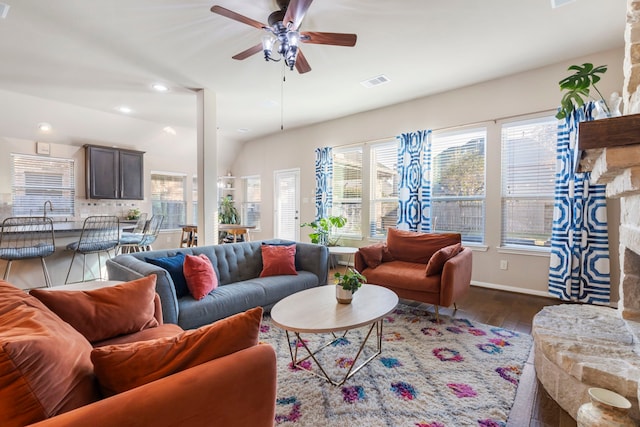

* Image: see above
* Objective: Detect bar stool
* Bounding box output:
[0,217,56,287]
[119,213,148,254]
[138,215,164,251]
[65,216,119,284]
[227,228,249,243]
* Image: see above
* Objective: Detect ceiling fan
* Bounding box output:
[210,0,357,74]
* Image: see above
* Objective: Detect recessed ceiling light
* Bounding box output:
[151,83,169,92]
[237,128,251,133]
[116,105,132,114]
[163,126,176,135]
[37,122,52,132]
[550,0,576,8]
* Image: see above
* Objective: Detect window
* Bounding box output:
[241,176,261,229]
[501,117,557,247]
[369,141,398,238]
[151,173,186,230]
[11,154,75,217]
[332,147,362,237]
[431,129,486,243]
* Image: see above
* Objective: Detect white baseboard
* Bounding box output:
[471,280,553,299]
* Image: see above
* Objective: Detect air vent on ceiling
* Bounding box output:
[551,0,576,8]
[0,3,10,19]
[360,75,390,88]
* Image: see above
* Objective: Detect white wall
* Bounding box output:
[232,47,624,300]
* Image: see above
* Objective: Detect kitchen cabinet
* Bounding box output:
[85,145,144,200]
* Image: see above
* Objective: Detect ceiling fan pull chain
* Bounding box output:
[281,63,286,131]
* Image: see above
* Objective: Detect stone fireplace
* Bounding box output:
[531,0,640,421]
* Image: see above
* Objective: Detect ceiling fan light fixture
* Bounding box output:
[262,35,275,60]
[284,31,299,70]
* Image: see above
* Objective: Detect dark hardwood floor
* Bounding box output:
[406,285,577,427]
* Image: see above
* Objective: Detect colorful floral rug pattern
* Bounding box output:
[259,304,532,426]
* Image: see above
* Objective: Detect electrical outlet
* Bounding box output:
[500,260,508,270]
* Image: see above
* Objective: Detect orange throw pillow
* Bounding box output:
[30,275,159,343]
[260,244,297,277]
[91,307,263,396]
[358,243,385,269]
[0,281,100,426]
[386,228,461,264]
[183,254,218,300]
[426,243,463,276]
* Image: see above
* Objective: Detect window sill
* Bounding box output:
[497,246,550,257]
[463,243,488,252]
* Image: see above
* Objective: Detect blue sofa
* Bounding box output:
[106,240,329,329]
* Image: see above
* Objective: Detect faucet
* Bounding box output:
[43,200,53,217]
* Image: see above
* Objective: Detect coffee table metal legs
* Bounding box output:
[284,319,384,386]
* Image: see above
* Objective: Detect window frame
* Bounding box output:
[369,140,399,239]
[331,146,363,238]
[241,175,261,231]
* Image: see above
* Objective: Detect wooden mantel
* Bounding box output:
[579,113,640,150]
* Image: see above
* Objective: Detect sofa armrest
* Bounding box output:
[439,247,473,307]
[106,255,180,325]
[293,242,329,285]
[28,344,277,427]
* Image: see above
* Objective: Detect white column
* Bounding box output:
[196,89,218,245]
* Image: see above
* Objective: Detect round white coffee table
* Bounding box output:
[271,284,398,386]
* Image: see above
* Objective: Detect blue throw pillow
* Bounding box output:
[145,253,188,298]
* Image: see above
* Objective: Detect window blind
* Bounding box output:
[11,154,75,217]
[431,129,486,242]
[151,173,186,230]
[332,147,362,236]
[501,117,557,247]
[242,176,261,229]
[370,141,398,238]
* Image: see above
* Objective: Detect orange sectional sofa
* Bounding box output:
[355,228,472,319]
[0,276,277,427]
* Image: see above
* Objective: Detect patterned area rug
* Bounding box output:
[260,303,532,427]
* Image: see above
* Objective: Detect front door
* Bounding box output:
[274,169,300,241]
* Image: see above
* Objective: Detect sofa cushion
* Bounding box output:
[425,243,463,276]
[358,243,385,269]
[0,281,100,427]
[146,253,189,297]
[30,275,159,344]
[91,306,263,396]
[183,254,218,300]
[363,261,441,293]
[386,228,461,264]
[260,244,297,277]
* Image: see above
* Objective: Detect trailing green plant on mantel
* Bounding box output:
[334,268,366,293]
[301,215,347,246]
[556,63,609,120]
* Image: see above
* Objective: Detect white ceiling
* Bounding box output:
[0,0,627,145]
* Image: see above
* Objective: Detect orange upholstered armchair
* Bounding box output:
[354,228,472,320]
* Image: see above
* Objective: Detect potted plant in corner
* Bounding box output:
[334,268,366,304]
[301,215,347,246]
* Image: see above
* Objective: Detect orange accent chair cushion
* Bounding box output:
[260,244,298,277]
[425,243,463,276]
[183,254,218,300]
[358,243,385,269]
[30,276,159,343]
[386,228,461,264]
[91,307,263,396]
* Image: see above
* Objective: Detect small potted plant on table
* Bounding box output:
[334,268,366,304]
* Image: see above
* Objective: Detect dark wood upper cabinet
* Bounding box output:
[85,145,144,200]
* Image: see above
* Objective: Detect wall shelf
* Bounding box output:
[579,113,640,150]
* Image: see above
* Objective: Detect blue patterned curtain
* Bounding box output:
[548,103,610,303]
[314,147,333,220]
[396,130,432,232]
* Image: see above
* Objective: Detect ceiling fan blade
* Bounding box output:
[232,44,263,60]
[283,0,314,30]
[301,32,357,47]
[295,49,311,74]
[210,5,266,30]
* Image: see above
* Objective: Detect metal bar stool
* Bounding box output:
[119,213,148,254]
[138,215,164,251]
[65,216,119,284]
[0,217,56,287]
